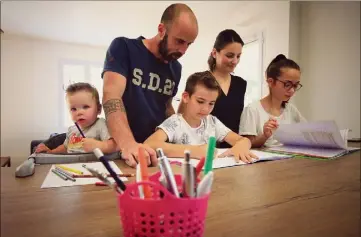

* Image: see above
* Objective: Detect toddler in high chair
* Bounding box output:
[35,82,117,154]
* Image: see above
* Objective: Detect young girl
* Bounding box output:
[36,82,117,154]
[239,54,306,147]
[145,71,257,164]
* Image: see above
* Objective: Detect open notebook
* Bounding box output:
[169,149,293,169]
[264,120,360,159]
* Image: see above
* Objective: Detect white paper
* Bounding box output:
[273,120,347,149]
[41,161,128,188]
[168,149,292,169]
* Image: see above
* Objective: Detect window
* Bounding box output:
[60,60,104,128]
[234,34,264,107]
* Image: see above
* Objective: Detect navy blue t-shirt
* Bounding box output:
[101,36,182,143]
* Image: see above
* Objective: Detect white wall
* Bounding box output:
[228,1,291,97]
[1,34,106,163]
[293,1,360,138]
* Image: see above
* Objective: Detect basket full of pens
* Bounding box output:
[116,147,214,237]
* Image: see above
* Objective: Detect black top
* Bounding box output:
[211,74,247,148]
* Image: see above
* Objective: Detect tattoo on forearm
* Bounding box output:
[103,99,126,117]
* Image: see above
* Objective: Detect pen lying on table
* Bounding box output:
[72,173,135,178]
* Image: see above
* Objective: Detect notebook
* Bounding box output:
[264,120,360,158]
[169,149,293,169]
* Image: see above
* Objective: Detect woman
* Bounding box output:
[208,29,247,148]
[239,54,306,148]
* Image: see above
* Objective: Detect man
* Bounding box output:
[101,3,199,167]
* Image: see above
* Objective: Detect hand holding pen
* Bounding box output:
[263,118,279,138]
[82,138,102,153]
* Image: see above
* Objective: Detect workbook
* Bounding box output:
[169,149,293,169]
[264,120,360,158]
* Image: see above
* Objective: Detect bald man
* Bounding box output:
[101,3,198,168]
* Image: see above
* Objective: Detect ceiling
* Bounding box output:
[1,1,247,47]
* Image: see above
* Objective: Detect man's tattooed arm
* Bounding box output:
[103,99,126,118]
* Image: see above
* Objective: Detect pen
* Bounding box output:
[136,164,144,199]
[204,136,216,175]
[55,167,76,182]
[195,156,206,177]
[55,165,83,175]
[182,150,195,198]
[72,173,135,178]
[156,148,179,197]
[138,147,152,198]
[93,148,127,192]
[95,181,107,186]
[82,164,122,193]
[157,158,170,194]
[74,122,86,138]
[197,171,214,197]
[51,169,68,181]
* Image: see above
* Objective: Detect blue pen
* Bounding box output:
[93,148,126,192]
[75,122,86,138]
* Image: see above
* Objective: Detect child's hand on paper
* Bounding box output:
[35,143,50,153]
[218,138,258,164]
[82,138,101,153]
[263,118,279,138]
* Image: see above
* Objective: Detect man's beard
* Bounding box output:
[158,34,182,62]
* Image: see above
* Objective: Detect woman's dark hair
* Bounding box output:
[208,29,244,71]
[266,54,301,108]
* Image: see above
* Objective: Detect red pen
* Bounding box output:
[95,181,107,186]
[195,157,206,176]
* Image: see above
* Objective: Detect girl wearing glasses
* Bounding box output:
[239,54,306,147]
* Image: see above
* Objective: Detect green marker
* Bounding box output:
[204,136,216,175]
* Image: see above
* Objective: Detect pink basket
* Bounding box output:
[116,172,210,237]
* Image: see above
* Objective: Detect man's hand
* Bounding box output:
[35,143,50,153]
[120,142,157,168]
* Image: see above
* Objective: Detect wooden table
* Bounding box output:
[1,146,360,237]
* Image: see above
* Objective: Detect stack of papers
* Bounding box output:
[265,120,360,158]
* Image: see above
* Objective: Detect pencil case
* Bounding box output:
[116,172,210,237]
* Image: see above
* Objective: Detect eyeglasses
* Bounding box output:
[274,78,303,91]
